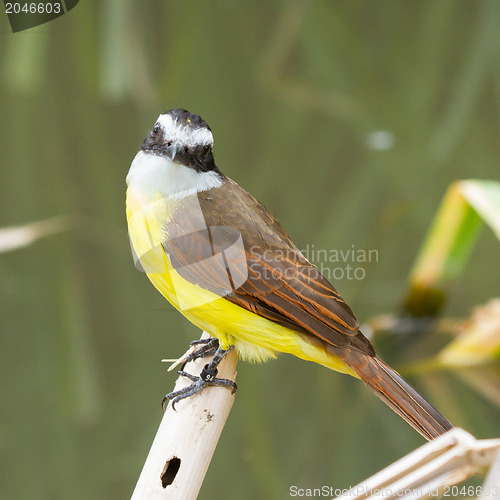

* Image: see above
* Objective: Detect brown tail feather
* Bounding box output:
[344,353,453,440]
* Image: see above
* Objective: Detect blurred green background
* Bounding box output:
[2,1,500,498]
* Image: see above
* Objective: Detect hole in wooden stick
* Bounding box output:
[161,457,181,488]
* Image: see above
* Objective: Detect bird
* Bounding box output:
[125,108,453,440]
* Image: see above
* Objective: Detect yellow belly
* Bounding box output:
[126,188,356,376]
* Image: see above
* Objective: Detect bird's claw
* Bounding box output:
[162,369,237,411]
[161,337,219,372]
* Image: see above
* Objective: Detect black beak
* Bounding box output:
[141,137,184,161]
[164,142,183,161]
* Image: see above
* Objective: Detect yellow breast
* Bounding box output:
[126,186,355,375]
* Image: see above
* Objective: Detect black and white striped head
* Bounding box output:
[127,109,223,199]
[141,108,216,173]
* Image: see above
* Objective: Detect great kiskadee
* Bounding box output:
[126,108,452,440]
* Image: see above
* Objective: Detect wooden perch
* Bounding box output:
[131,332,238,500]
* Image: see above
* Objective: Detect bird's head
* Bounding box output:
[141,108,216,173]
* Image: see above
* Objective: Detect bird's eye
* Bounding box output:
[203,145,210,155]
[153,124,160,134]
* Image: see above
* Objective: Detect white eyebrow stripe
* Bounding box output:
[156,113,214,148]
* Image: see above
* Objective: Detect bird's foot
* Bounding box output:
[162,337,219,372]
[162,345,237,410]
[182,337,220,366]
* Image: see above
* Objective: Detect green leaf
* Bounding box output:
[439,299,500,366]
[403,180,500,317]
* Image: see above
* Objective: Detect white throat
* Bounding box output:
[126,151,223,200]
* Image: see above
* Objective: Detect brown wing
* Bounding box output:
[163,177,373,355]
[163,177,452,440]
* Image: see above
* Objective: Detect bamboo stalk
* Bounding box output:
[335,428,500,500]
[131,333,238,499]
